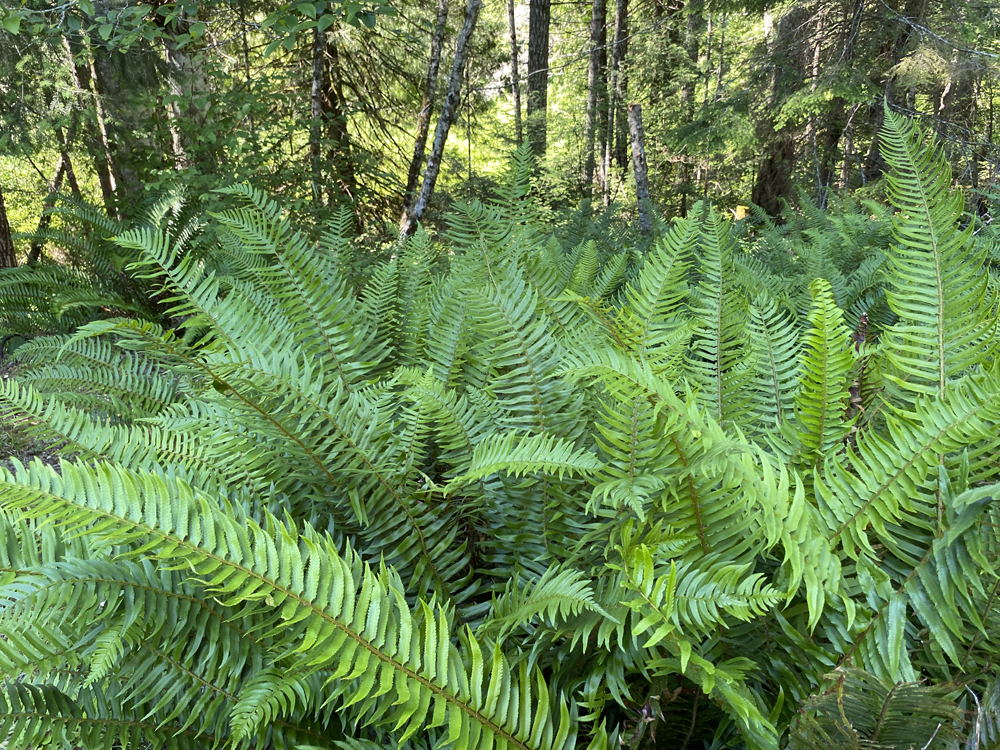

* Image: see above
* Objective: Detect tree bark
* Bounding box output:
[603,0,628,205]
[751,7,805,219]
[818,0,863,202]
[310,24,327,206]
[403,0,449,216]
[88,33,143,201]
[628,103,652,234]
[863,0,928,181]
[63,35,116,210]
[838,103,860,188]
[323,39,356,207]
[526,0,551,159]
[161,16,192,169]
[968,72,983,214]
[53,125,81,198]
[752,135,797,218]
[400,0,484,236]
[583,0,607,199]
[804,12,824,202]
[0,185,16,268]
[508,0,523,145]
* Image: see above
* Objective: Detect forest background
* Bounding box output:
[1,0,996,256]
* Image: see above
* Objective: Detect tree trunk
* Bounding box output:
[818,0,863,201]
[323,39,357,207]
[400,0,484,236]
[310,24,327,206]
[715,12,726,97]
[628,103,652,234]
[613,0,630,176]
[403,0,449,216]
[63,35,116,210]
[0,185,16,268]
[508,0,523,145]
[162,20,192,169]
[237,0,256,137]
[863,0,928,181]
[751,7,805,219]
[679,0,704,217]
[88,34,143,200]
[838,103,860,188]
[968,72,983,214]
[526,0,551,159]
[28,153,72,265]
[583,0,607,200]
[804,13,823,196]
[53,125,81,198]
[602,0,628,205]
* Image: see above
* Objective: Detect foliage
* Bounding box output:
[0,190,194,337]
[1,117,1000,750]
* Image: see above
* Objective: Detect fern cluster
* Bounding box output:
[0,189,205,342]
[1,112,999,749]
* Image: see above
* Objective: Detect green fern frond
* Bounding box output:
[790,278,855,465]
[481,566,613,640]
[816,371,1000,560]
[788,668,964,750]
[747,294,801,428]
[686,206,753,426]
[0,459,579,750]
[619,218,694,357]
[880,107,998,404]
[449,431,602,489]
[0,682,207,750]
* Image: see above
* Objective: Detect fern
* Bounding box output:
[747,293,801,428]
[686,205,753,426]
[2,122,998,750]
[880,106,997,404]
[788,669,964,750]
[0,459,578,750]
[790,278,855,466]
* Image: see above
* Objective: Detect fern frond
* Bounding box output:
[747,294,801,428]
[817,372,1000,561]
[788,668,964,750]
[0,460,579,750]
[686,206,753,426]
[790,279,855,465]
[880,107,997,404]
[449,431,602,489]
[619,218,694,357]
[0,682,207,750]
[481,566,613,640]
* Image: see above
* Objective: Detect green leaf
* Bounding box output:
[2,14,21,34]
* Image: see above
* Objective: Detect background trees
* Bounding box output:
[4,0,1000,263]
